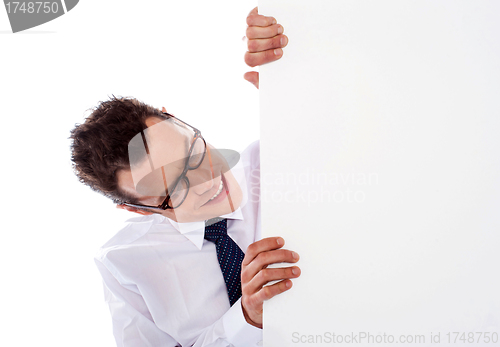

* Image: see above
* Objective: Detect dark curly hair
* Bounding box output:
[69,96,168,204]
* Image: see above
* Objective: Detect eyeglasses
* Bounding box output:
[124,112,208,211]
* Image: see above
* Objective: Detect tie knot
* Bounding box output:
[204,218,228,242]
[205,217,225,226]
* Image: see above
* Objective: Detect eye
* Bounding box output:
[188,138,205,168]
[168,177,189,208]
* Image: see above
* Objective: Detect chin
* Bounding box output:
[200,196,242,221]
[178,192,243,224]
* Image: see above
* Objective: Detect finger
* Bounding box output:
[243,249,300,281]
[244,48,283,68]
[243,71,259,89]
[247,34,288,53]
[248,6,258,17]
[246,24,283,39]
[242,237,284,266]
[255,279,293,303]
[247,14,277,27]
[243,266,301,294]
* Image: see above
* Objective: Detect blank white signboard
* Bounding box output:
[259,1,500,346]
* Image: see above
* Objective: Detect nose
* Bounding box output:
[187,163,214,195]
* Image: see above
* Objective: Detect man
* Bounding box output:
[70,7,299,347]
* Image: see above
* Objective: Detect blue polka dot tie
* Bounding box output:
[204,218,244,306]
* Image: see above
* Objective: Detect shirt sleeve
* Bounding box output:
[95,258,179,346]
[95,258,262,347]
[220,298,263,346]
[191,297,262,347]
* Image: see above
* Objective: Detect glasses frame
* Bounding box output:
[123,112,207,211]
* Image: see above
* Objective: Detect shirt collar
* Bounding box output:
[166,207,244,250]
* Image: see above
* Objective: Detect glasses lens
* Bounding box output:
[169,177,188,208]
[187,137,205,169]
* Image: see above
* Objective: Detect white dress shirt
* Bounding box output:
[95,141,262,347]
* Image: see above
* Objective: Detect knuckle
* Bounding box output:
[267,25,278,37]
[282,249,293,260]
[246,14,258,26]
[260,268,271,281]
[247,39,259,53]
[281,268,292,279]
[268,250,280,260]
[245,56,258,67]
[261,39,274,52]
[241,284,251,297]
[241,256,249,267]
[267,236,280,246]
[246,27,255,39]
[246,243,256,254]
[256,251,269,264]
[272,250,286,263]
[240,270,251,283]
[262,286,273,300]
[241,257,250,268]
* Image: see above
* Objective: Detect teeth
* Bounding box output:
[208,180,224,201]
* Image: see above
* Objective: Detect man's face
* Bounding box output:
[117,117,242,223]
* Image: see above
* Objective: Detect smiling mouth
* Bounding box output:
[200,173,228,208]
[208,178,224,202]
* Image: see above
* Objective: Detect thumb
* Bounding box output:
[244,71,259,89]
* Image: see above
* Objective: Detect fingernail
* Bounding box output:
[277,237,284,246]
[292,251,299,260]
[292,267,298,275]
[274,48,282,56]
[272,18,277,24]
[286,280,292,288]
[278,25,283,34]
[281,36,288,46]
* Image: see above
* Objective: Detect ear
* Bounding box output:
[159,208,178,222]
[116,204,154,215]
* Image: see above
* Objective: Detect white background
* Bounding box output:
[0,1,259,346]
[259,0,500,346]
